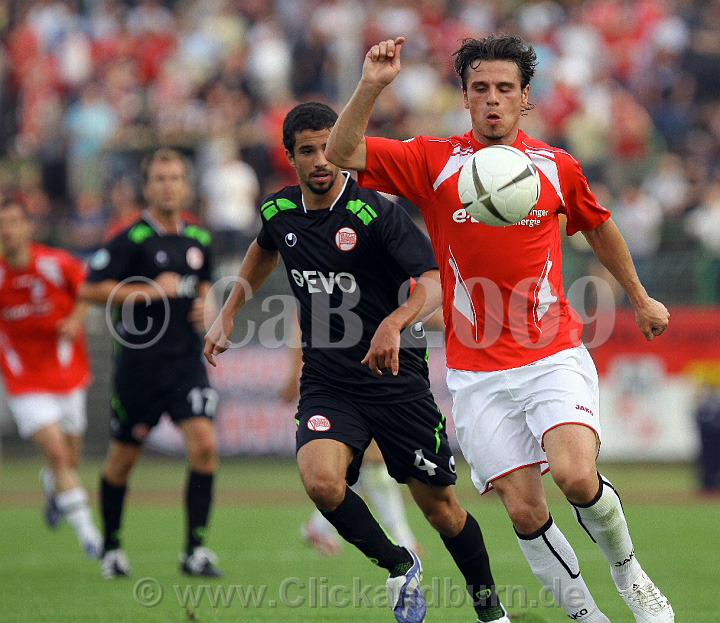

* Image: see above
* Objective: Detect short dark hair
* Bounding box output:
[141,147,187,183]
[282,102,338,154]
[452,34,537,92]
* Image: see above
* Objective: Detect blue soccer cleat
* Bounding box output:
[386,548,426,623]
[40,468,62,529]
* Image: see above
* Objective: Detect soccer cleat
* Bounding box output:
[300,519,342,557]
[386,548,426,623]
[40,468,62,529]
[80,529,103,559]
[101,549,131,579]
[619,571,674,623]
[180,546,222,577]
[479,614,512,622]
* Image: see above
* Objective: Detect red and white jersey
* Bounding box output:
[0,244,90,395]
[358,129,611,371]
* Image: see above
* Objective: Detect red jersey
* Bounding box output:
[358,129,611,371]
[0,244,90,395]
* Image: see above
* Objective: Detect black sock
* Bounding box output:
[321,486,411,572]
[100,477,126,553]
[186,470,214,554]
[441,511,503,621]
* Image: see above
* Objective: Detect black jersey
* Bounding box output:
[256,174,438,403]
[86,212,213,364]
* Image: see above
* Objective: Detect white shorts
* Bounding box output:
[447,346,600,494]
[8,388,87,440]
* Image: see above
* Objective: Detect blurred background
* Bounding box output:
[0,0,718,494]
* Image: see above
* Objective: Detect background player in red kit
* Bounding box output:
[326,34,673,623]
[0,199,101,558]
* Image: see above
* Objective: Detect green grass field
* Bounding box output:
[0,456,717,622]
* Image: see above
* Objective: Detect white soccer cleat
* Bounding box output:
[180,546,222,577]
[619,571,674,623]
[300,519,342,557]
[484,613,512,623]
[101,549,131,579]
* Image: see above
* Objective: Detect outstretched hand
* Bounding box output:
[362,37,405,89]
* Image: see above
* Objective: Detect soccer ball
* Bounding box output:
[457,145,541,227]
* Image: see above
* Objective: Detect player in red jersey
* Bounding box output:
[326,34,673,623]
[0,199,101,558]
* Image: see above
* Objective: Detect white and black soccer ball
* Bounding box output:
[457,145,541,227]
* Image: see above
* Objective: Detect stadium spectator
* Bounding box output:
[0,198,101,559]
[611,184,664,294]
[80,147,221,579]
[684,0,720,103]
[640,153,691,217]
[67,190,108,260]
[200,141,260,260]
[685,179,720,301]
[326,34,673,623]
[205,102,509,623]
[64,81,118,197]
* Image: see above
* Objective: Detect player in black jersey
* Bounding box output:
[81,148,221,579]
[204,103,508,623]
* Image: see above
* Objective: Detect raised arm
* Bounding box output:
[203,240,280,366]
[325,37,405,171]
[362,268,442,376]
[582,218,669,341]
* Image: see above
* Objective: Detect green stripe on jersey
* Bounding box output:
[345,199,377,225]
[261,198,297,220]
[184,224,212,246]
[128,223,155,244]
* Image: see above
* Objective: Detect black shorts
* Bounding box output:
[296,392,457,487]
[110,355,217,445]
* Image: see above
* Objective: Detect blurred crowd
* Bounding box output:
[0,0,719,301]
